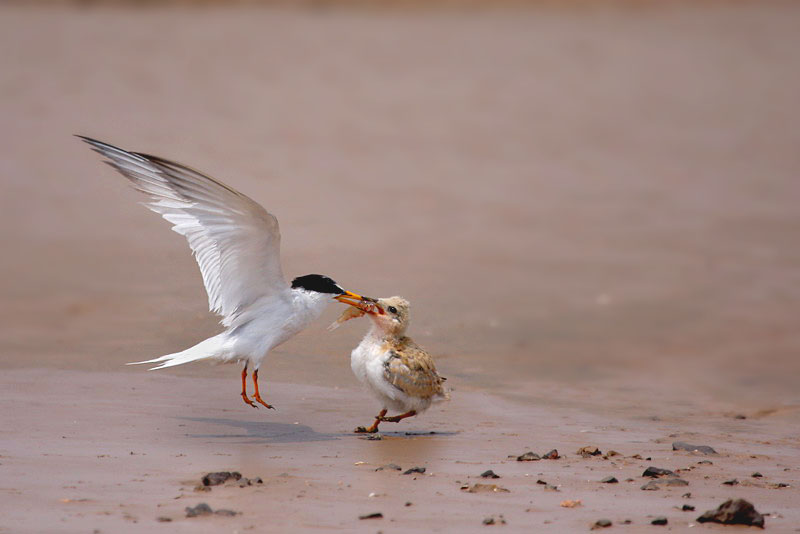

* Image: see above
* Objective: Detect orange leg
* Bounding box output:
[252,369,275,410]
[379,410,417,423]
[354,409,387,434]
[241,364,257,408]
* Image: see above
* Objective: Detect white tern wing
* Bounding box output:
[80,136,286,326]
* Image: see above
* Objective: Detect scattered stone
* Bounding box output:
[592,518,612,529]
[697,499,765,528]
[464,483,510,494]
[201,471,242,486]
[630,454,643,460]
[577,446,602,457]
[544,484,560,491]
[480,470,500,479]
[375,464,402,472]
[751,472,763,478]
[517,452,541,462]
[682,493,692,498]
[722,479,739,486]
[697,460,713,465]
[642,465,675,478]
[193,484,211,492]
[672,442,717,455]
[681,505,695,511]
[362,434,383,441]
[641,479,689,490]
[642,466,675,478]
[600,476,618,483]
[403,467,426,475]
[536,479,548,485]
[768,482,790,488]
[651,516,668,525]
[156,516,172,522]
[482,514,506,525]
[358,512,383,520]
[214,509,238,517]
[405,502,412,507]
[602,450,621,459]
[734,414,747,419]
[542,449,560,460]
[185,503,213,518]
[560,499,582,508]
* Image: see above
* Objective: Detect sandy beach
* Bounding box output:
[1,2,799,532]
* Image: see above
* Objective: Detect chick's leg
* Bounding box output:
[379,410,417,423]
[355,409,387,433]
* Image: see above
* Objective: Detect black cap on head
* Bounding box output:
[291,274,344,295]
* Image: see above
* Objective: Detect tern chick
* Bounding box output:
[334,296,449,433]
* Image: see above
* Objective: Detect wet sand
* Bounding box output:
[1,2,800,532]
[3,368,798,533]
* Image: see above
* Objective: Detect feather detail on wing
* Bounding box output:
[79,136,286,326]
[383,338,447,399]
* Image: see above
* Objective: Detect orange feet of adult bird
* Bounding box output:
[240,365,275,409]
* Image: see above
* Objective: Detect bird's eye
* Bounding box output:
[388,306,398,314]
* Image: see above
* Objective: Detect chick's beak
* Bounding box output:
[335,291,380,313]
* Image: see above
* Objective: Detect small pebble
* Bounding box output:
[358,512,383,520]
[480,470,500,479]
[682,505,695,511]
[651,516,668,525]
[722,479,739,486]
[593,518,612,529]
[600,476,618,484]
[403,467,426,475]
[517,452,541,462]
[751,472,763,478]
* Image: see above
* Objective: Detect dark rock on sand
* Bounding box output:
[516,451,540,461]
[722,479,739,486]
[592,518,612,529]
[480,470,500,479]
[577,446,602,457]
[672,442,717,455]
[600,476,618,483]
[751,472,763,478]
[641,478,689,490]
[214,509,238,517]
[359,512,383,520]
[651,516,668,525]
[156,516,172,522]
[697,499,765,528]
[464,483,511,494]
[185,503,213,518]
[682,504,695,511]
[202,471,242,486]
[375,463,402,472]
[536,479,547,485]
[483,515,506,525]
[542,449,559,459]
[642,466,675,478]
[403,466,426,475]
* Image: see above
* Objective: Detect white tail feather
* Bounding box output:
[127,335,226,370]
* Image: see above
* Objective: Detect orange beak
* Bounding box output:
[335,291,381,313]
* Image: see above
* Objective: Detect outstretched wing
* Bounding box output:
[383,340,446,399]
[79,136,286,326]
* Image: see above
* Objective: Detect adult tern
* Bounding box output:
[79,136,368,409]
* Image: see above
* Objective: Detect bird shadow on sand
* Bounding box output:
[177,417,337,444]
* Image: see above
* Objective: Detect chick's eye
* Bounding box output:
[388,306,398,314]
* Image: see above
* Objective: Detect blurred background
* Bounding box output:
[1,1,798,415]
